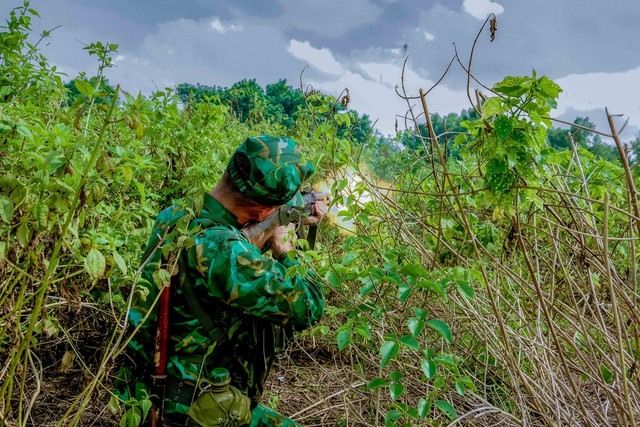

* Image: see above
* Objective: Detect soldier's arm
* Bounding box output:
[188,226,325,327]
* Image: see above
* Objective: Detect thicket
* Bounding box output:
[1,4,639,427]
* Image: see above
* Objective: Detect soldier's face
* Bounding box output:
[236,204,278,224]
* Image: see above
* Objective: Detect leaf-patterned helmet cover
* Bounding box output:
[227,135,314,206]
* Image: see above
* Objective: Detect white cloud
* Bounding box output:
[462,0,504,20]
[554,67,640,134]
[209,17,243,34]
[424,31,435,41]
[287,40,344,76]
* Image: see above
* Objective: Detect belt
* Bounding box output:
[165,376,198,407]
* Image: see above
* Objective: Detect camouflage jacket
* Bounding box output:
[128,192,325,413]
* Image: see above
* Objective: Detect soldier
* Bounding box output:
[124,135,328,426]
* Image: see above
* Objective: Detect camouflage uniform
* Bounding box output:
[126,136,324,426]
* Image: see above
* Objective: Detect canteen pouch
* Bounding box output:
[186,385,252,427]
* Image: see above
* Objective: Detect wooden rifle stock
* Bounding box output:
[149,283,171,426]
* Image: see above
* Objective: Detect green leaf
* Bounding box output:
[17,222,31,248]
[407,317,425,336]
[140,398,152,419]
[85,248,106,279]
[113,252,128,275]
[121,407,142,427]
[399,263,428,277]
[366,377,389,390]
[398,282,411,302]
[432,355,457,369]
[384,410,402,426]
[417,398,430,418]
[481,97,503,118]
[389,383,404,400]
[0,242,6,263]
[494,115,513,141]
[389,370,403,382]
[379,341,399,368]
[457,281,474,299]
[456,376,477,393]
[399,335,419,350]
[341,252,359,266]
[421,358,436,379]
[74,79,95,97]
[325,270,341,288]
[434,400,457,420]
[426,319,452,344]
[600,364,613,383]
[152,268,171,288]
[455,380,466,395]
[16,125,33,140]
[354,324,371,340]
[336,328,352,351]
[108,394,120,415]
[0,196,14,223]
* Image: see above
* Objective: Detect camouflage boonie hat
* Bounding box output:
[227,135,314,206]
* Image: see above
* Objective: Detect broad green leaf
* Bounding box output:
[494,115,513,141]
[17,222,31,248]
[389,370,403,382]
[120,407,141,427]
[113,252,128,275]
[481,97,503,118]
[379,341,399,368]
[384,410,402,426]
[600,364,613,383]
[366,377,389,390]
[400,335,419,350]
[16,125,33,140]
[455,380,466,395]
[389,383,404,400]
[457,281,474,299]
[426,319,452,344]
[0,196,14,223]
[421,358,436,379]
[336,328,352,351]
[0,242,6,263]
[325,270,341,288]
[341,252,359,266]
[399,263,428,277]
[359,280,374,297]
[140,398,152,419]
[398,282,411,302]
[354,324,371,340]
[107,394,119,415]
[456,376,477,392]
[413,308,428,321]
[152,268,171,288]
[432,355,457,369]
[85,248,106,279]
[74,79,95,97]
[311,325,329,336]
[407,317,425,337]
[418,398,430,418]
[434,400,457,420]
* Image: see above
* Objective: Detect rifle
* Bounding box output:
[242,191,329,250]
[149,280,171,427]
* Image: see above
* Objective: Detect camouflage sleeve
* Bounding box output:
[187,226,325,327]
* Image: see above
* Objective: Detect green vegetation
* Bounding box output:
[1,4,639,427]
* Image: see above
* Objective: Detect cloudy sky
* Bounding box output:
[2,0,639,138]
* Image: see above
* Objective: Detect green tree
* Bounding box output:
[64,76,116,106]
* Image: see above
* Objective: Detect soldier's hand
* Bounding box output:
[268,223,297,258]
[302,195,329,226]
